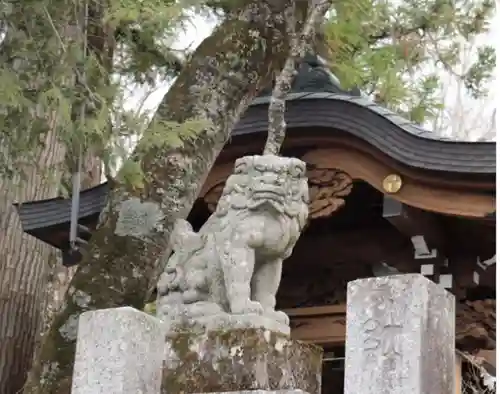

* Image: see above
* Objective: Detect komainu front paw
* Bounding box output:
[230,299,264,315]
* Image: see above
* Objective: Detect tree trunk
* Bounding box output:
[0,126,67,394]
[34,151,102,360]
[0,1,108,391]
[0,127,101,394]
[23,0,332,392]
[38,257,78,347]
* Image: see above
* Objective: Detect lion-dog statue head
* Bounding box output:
[214,155,309,232]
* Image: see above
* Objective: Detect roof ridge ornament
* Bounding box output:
[257,53,362,98]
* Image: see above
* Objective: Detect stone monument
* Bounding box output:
[72,307,165,394]
[157,155,322,394]
[344,274,456,394]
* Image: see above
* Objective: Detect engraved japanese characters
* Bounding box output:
[156,155,309,333]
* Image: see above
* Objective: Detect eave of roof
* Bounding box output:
[14,54,496,234]
[14,182,109,231]
[233,93,496,174]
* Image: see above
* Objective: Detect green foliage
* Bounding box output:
[323,0,495,123]
[464,45,495,98]
[116,159,146,189]
[0,0,193,181]
[136,118,209,152]
[0,0,494,183]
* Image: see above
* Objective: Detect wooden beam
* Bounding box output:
[382,195,444,253]
[211,145,495,218]
[284,305,346,346]
[382,195,457,287]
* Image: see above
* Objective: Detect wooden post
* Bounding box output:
[344,274,456,394]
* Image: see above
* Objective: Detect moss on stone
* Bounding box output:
[162,328,323,394]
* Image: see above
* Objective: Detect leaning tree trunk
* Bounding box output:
[23,0,332,392]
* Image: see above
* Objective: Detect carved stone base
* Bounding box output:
[162,311,290,336]
[162,328,322,394]
[196,313,290,335]
[159,300,291,336]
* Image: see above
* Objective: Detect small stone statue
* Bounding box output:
[157,155,309,334]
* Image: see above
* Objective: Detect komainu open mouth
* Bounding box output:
[252,187,286,202]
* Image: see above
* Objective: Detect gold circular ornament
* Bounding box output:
[382,174,402,194]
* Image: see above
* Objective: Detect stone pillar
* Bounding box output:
[162,328,322,394]
[71,307,165,394]
[344,274,455,394]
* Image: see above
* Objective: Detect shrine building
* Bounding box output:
[15,54,496,393]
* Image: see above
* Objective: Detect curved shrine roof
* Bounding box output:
[14,54,496,234]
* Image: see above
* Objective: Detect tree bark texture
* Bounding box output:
[34,150,101,360]
[0,2,108,392]
[23,1,332,392]
[37,260,78,352]
[0,130,100,394]
[39,153,100,330]
[0,126,67,394]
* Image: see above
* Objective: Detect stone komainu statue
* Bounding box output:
[157,155,309,331]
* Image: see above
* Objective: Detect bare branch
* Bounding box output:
[264,0,332,155]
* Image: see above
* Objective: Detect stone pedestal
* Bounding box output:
[344,274,456,394]
[162,328,322,394]
[72,307,164,394]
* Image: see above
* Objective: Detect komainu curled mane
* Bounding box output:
[157,155,309,332]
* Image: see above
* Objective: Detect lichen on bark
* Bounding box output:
[114,197,165,240]
[23,0,332,392]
